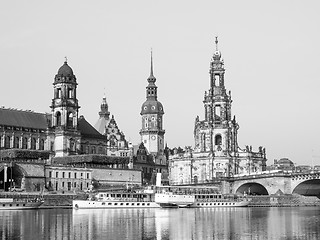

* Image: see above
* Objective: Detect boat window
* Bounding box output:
[108,203,112,205]
[147,203,150,206]
[120,203,123,205]
[142,203,145,206]
[102,203,105,205]
[16,204,19,207]
[137,203,140,206]
[23,204,25,206]
[114,203,118,206]
[126,203,129,205]
[10,204,12,207]
[2,204,5,207]
[131,203,134,205]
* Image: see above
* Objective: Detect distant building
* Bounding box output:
[169,38,267,185]
[267,158,295,171]
[94,95,130,157]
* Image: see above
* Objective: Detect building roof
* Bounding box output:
[57,61,74,76]
[78,115,106,139]
[94,116,110,135]
[0,108,50,130]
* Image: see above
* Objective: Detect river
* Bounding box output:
[0,207,320,239]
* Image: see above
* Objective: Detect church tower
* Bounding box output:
[194,37,239,174]
[140,52,165,155]
[50,59,81,157]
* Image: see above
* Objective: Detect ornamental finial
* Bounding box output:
[215,36,218,51]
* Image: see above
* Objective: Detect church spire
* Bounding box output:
[148,49,156,83]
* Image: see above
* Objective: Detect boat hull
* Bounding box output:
[73,200,160,209]
[191,200,249,208]
[0,201,43,210]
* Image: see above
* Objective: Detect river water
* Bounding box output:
[0,207,320,240]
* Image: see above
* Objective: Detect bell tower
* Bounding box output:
[140,52,165,155]
[50,59,81,156]
[194,37,238,156]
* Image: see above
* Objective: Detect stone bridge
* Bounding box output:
[221,171,320,196]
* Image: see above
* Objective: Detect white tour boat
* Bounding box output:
[73,191,160,209]
[154,186,249,208]
[0,198,44,210]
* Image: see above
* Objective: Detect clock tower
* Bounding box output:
[140,52,165,155]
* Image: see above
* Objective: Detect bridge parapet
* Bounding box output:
[290,171,320,181]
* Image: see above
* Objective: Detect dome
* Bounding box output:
[278,158,294,166]
[141,100,164,115]
[57,61,74,76]
[54,61,76,83]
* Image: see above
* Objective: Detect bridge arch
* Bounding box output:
[235,182,269,195]
[0,163,28,190]
[292,179,320,196]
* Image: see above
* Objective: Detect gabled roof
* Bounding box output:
[78,116,106,139]
[0,108,50,129]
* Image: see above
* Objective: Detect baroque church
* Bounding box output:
[169,38,267,185]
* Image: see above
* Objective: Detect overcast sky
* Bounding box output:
[0,1,319,166]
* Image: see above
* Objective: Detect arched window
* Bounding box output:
[215,135,222,145]
[67,112,73,127]
[69,138,75,151]
[23,137,28,149]
[91,146,96,154]
[14,137,20,148]
[4,136,10,149]
[31,138,37,150]
[215,74,220,86]
[194,176,198,184]
[56,112,61,126]
[39,139,45,150]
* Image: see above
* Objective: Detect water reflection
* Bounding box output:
[1,207,320,239]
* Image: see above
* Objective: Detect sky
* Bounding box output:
[0,1,319,166]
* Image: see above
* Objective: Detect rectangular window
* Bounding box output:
[69,172,71,178]
[56,172,58,178]
[62,172,65,178]
[74,173,77,179]
[87,173,89,179]
[49,171,52,178]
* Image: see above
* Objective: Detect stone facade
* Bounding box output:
[169,38,267,185]
[45,166,92,193]
[94,95,131,157]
